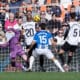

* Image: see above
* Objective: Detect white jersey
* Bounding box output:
[55,36,65,46]
[66,21,80,45]
[22,22,36,45]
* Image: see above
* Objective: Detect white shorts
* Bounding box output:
[32,48,54,59]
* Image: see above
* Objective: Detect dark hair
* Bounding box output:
[70,5,75,8]
[27,10,32,14]
[52,13,55,17]
[39,23,46,30]
[70,12,76,19]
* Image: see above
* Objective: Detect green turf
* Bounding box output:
[0,72,80,80]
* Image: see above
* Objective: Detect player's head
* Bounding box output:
[70,12,76,20]
[17,17,23,25]
[26,10,32,21]
[70,5,76,20]
[70,5,75,13]
[39,23,46,30]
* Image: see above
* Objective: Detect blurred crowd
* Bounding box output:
[0,0,79,33]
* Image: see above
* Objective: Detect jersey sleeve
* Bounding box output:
[64,24,70,40]
[48,32,53,39]
[33,33,38,42]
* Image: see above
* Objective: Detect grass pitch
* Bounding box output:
[0,72,80,80]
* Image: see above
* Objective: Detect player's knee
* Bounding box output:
[22,54,27,61]
[68,52,73,56]
[11,58,16,67]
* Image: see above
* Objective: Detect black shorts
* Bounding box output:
[61,42,77,52]
[26,43,36,58]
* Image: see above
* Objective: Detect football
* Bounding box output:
[33,15,41,22]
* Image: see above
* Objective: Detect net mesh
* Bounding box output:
[0,45,80,72]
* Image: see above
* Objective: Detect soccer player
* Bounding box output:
[27,23,65,72]
[22,13,37,69]
[58,12,80,71]
[5,17,28,71]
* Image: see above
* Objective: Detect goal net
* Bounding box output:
[0,45,80,72]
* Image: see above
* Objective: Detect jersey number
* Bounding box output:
[73,29,80,37]
[26,28,34,37]
[39,35,47,44]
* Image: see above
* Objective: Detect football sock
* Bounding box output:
[54,59,65,72]
[39,55,44,68]
[67,56,72,65]
[29,56,35,70]
[59,54,65,65]
[26,61,29,68]
[11,58,16,67]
